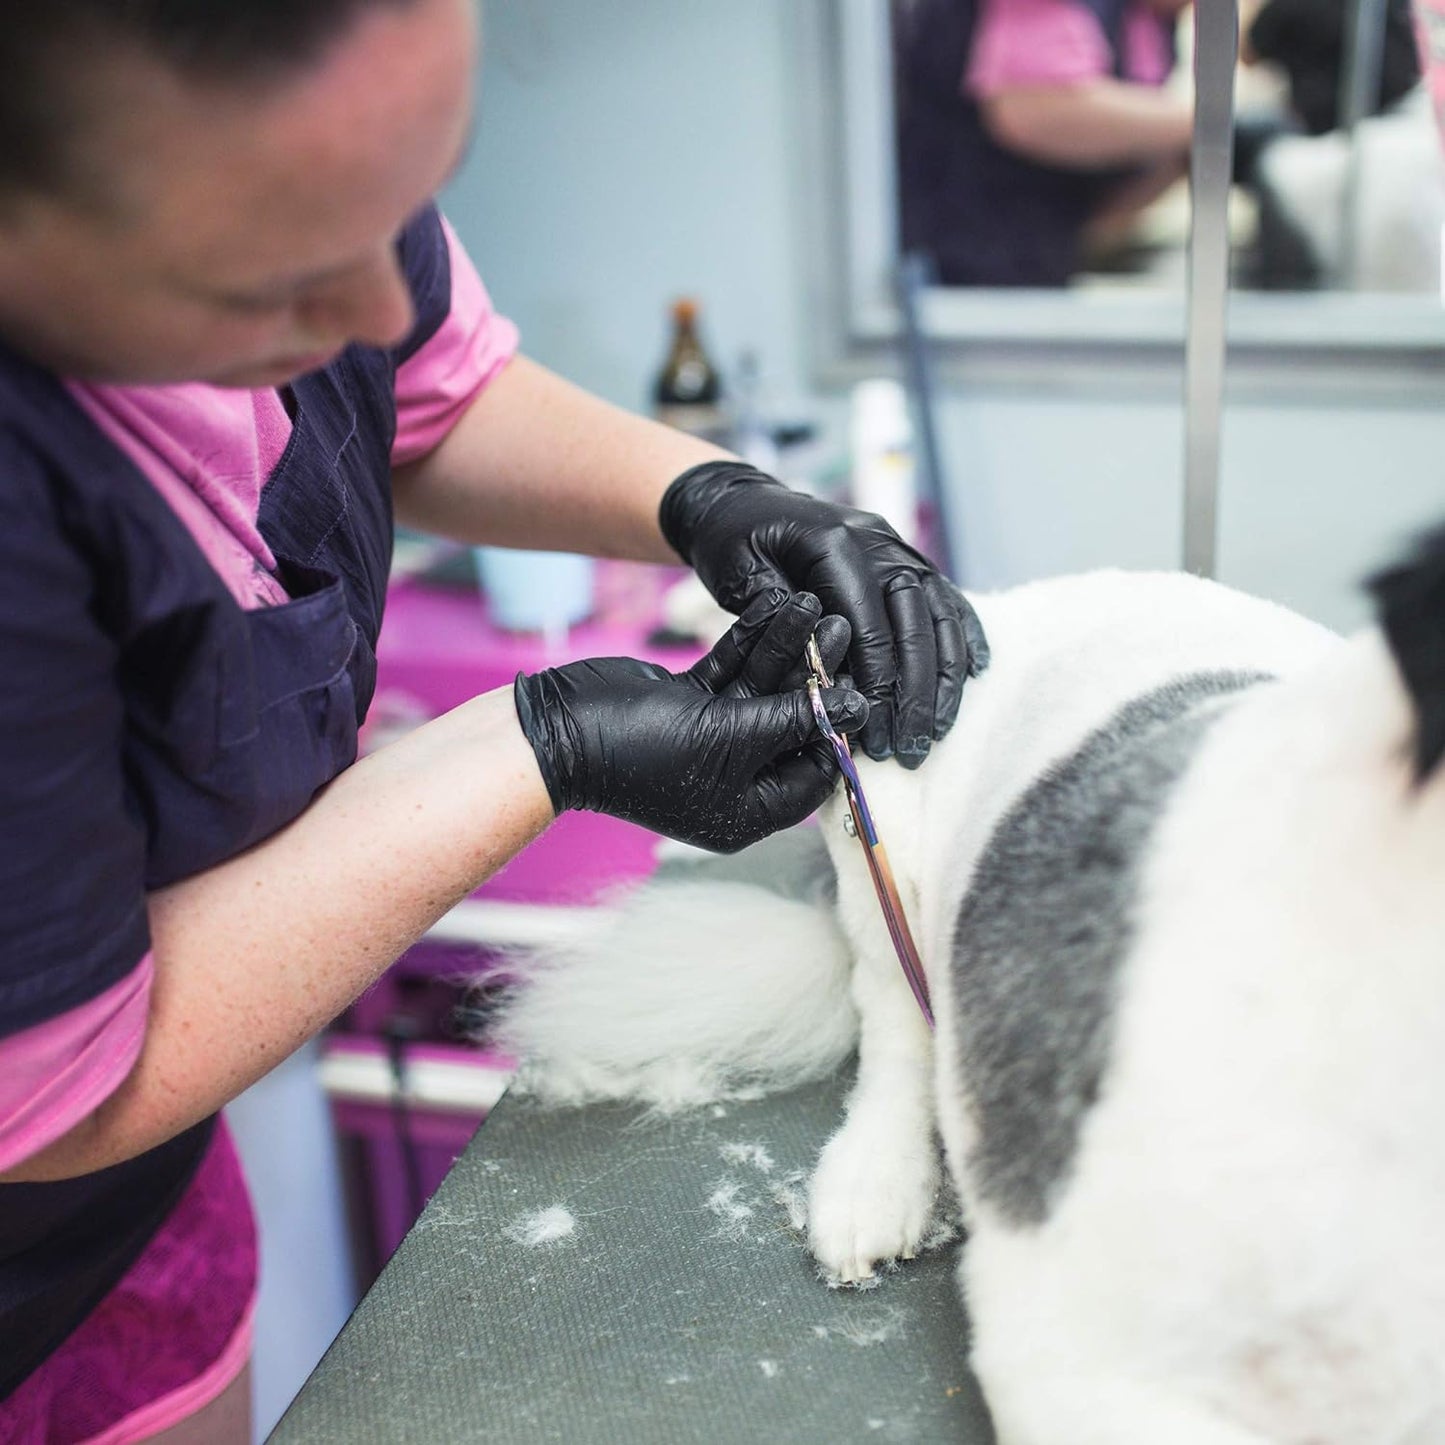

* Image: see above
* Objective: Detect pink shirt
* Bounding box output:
[966,0,1175,98]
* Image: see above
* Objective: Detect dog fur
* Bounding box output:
[490,542,1445,1445]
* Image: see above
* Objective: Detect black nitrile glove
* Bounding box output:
[659,460,989,769]
[514,590,865,853]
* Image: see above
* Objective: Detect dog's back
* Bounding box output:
[840,568,1342,978]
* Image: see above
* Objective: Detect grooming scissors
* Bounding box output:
[804,637,934,1029]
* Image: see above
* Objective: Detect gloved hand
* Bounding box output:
[659,460,989,769]
[514,590,865,853]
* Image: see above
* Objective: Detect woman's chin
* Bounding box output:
[213,351,338,389]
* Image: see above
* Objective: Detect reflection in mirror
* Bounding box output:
[1237,0,1441,290]
[889,0,1445,294]
[891,0,1195,289]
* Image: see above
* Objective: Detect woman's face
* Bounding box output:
[0,0,477,387]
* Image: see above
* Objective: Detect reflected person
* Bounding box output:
[894,0,1195,286]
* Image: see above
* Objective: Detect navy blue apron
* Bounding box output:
[0,205,452,1396]
[893,0,1142,287]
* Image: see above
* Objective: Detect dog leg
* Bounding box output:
[806,943,939,1285]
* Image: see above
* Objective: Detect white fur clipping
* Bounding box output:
[505,1205,577,1247]
[488,879,858,1111]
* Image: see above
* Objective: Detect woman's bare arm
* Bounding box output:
[2,687,552,1183]
[982,78,1193,168]
[390,353,728,561]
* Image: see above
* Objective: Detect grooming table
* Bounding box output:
[269,1072,996,1443]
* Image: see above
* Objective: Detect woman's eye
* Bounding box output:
[218,290,291,315]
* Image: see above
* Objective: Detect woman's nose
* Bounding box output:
[300,249,415,350]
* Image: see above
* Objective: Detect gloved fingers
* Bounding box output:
[725,592,824,699]
[734,685,869,761]
[884,570,938,770]
[775,613,851,693]
[712,556,797,622]
[685,587,791,695]
[746,740,846,838]
[924,571,969,740]
[810,560,899,763]
[960,592,991,678]
[813,614,852,679]
[817,684,870,736]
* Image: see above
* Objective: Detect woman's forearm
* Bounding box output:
[982,79,1193,169]
[3,688,553,1183]
[1084,152,1191,247]
[391,353,730,562]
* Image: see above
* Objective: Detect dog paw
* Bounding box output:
[806,1115,940,1285]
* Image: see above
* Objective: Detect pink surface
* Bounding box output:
[0,1120,257,1444]
[335,1104,476,1278]
[967,0,1172,96]
[0,958,152,1173]
[326,1034,517,1073]
[370,569,702,904]
[391,218,519,467]
[326,1037,514,1277]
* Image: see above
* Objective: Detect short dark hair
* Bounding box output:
[0,0,417,201]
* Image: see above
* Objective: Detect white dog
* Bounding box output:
[491,533,1445,1445]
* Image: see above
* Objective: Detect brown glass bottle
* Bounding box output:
[653,298,729,444]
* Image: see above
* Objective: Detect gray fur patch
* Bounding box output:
[948,671,1272,1227]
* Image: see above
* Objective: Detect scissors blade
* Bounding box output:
[805,641,934,1028]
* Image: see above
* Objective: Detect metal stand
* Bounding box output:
[1337,0,1391,286]
[1182,0,1240,579]
[897,250,957,579]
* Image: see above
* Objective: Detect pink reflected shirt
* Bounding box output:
[966,0,1175,97]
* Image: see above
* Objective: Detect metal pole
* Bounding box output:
[896,251,956,578]
[1182,0,1239,578]
[1336,0,1390,285]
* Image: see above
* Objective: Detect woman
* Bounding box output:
[0,1,984,1439]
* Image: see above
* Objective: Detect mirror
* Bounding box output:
[891,0,1442,295]
[819,0,1445,355]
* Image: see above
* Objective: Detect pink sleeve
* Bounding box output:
[0,956,151,1172]
[391,217,520,468]
[1416,0,1445,146]
[966,0,1114,96]
[1119,7,1174,86]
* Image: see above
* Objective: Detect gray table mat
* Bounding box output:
[271,1073,996,1443]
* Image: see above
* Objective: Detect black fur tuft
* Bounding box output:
[1367,523,1445,782]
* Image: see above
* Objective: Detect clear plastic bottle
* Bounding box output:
[730,350,780,473]
[848,378,919,545]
